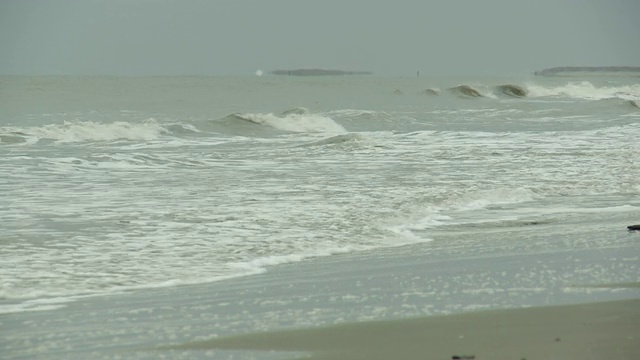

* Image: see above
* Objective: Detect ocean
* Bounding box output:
[1,75,639,359]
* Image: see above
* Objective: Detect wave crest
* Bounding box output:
[448,85,484,98]
[281,107,310,116]
[496,84,528,98]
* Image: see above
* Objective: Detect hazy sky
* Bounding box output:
[1,0,638,76]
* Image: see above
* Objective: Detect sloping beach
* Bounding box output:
[179,298,640,360]
[4,227,640,359]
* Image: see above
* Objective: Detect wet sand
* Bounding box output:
[177,298,640,360]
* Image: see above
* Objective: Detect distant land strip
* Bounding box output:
[271,69,373,76]
[535,66,640,76]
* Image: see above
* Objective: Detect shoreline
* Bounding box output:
[3,237,639,359]
[174,298,640,360]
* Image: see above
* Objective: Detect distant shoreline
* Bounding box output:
[271,68,373,76]
[535,66,640,77]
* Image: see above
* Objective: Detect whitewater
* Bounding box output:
[1,75,639,314]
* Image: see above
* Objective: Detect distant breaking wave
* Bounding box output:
[448,85,484,98]
[527,81,640,101]
[446,84,527,98]
[496,84,527,98]
[426,82,640,103]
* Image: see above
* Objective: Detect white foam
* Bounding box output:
[229,246,357,273]
[384,210,449,243]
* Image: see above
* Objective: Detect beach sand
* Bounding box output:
[176,298,640,360]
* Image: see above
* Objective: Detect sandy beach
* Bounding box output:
[177,298,640,360]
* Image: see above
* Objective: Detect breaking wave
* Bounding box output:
[527,81,640,101]
[495,84,528,98]
[447,84,527,98]
[0,119,169,144]
[231,112,347,133]
[448,85,484,98]
[392,81,640,106]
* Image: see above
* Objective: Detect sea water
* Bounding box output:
[1,75,639,314]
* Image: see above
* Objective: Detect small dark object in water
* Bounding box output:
[554,337,561,342]
[628,225,640,231]
[452,356,475,360]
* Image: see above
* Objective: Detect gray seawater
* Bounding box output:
[1,75,639,314]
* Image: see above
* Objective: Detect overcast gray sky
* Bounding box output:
[1,0,638,76]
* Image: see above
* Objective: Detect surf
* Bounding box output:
[229,111,347,133]
[526,81,640,101]
[0,119,169,144]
